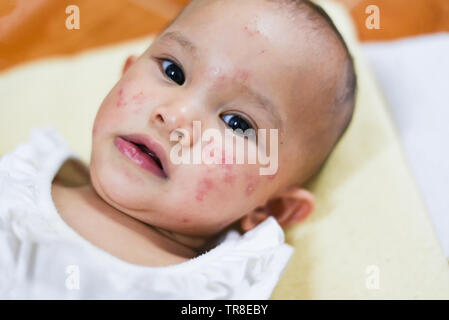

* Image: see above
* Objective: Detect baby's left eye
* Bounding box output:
[221,114,255,135]
[161,59,185,85]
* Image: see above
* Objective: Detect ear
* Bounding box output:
[122,55,138,75]
[240,187,315,232]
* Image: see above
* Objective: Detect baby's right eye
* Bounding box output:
[161,59,185,86]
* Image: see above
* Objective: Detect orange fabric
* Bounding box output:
[0,0,188,71]
[0,0,448,72]
[352,0,449,41]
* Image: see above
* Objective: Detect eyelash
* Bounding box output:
[220,112,258,138]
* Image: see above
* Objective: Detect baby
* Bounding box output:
[0,0,356,299]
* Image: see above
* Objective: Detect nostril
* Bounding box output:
[155,114,164,123]
[173,129,184,139]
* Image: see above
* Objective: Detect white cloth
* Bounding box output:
[0,127,294,299]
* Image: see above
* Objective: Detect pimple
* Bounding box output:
[245,174,260,196]
[246,184,255,196]
[195,178,214,202]
[117,88,126,108]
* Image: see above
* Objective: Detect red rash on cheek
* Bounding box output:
[222,163,235,184]
[116,87,148,109]
[117,88,126,108]
[195,178,215,202]
[132,91,145,104]
[217,149,236,184]
[220,149,235,165]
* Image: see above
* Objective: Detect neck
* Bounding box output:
[59,182,219,258]
[149,224,222,254]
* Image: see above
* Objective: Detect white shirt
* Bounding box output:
[0,127,293,299]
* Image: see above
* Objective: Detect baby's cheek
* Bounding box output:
[116,88,126,108]
[193,160,260,205]
[96,83,154,133]
[244,173,260,196]
[191,176,219,205]
[193,164,229,203]
[195,176,215,202]
[114,84,150,112]
[222,164,236,185]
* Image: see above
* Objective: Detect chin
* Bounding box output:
[90,158,143,211]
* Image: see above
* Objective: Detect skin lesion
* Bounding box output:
[195,177,215,202]
[222,164,236,184]
[245,173,260,196]
[131,90,146,104]
[116,88,126,108]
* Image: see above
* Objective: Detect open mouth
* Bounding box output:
[133,142,163,170]
[114,135,167,179]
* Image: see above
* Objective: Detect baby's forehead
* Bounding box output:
[170,0,340,62]
[159,0,347,121]
[168,3,327,68]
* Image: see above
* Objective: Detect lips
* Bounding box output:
[114,134,168,179]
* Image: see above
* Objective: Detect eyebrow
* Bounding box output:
[158,31,283,130]
[158,31,198,57]
[241,84,283,130]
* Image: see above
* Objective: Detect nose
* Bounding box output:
[149,98,201,147]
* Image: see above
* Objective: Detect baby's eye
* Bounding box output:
[221,114,255,136]
[161,59,185,85]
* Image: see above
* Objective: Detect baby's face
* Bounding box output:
[90,0,337,237]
